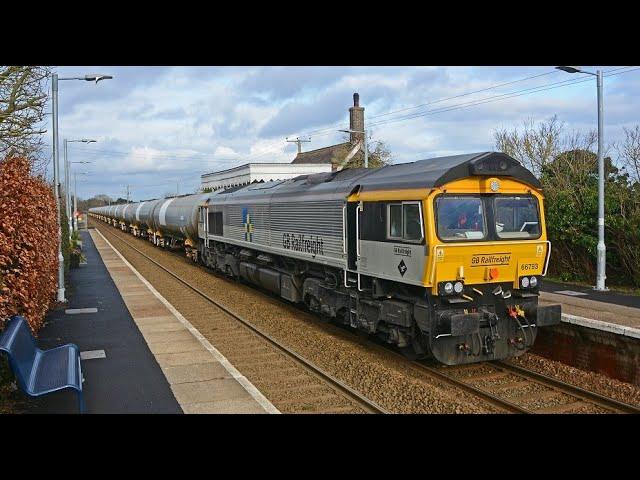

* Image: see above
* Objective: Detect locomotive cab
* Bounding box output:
[347,152,561,364]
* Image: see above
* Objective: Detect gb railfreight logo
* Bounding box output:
[282,233,324,256]
[470,253,511,266]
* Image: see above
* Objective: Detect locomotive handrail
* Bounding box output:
[542,240,551,276]
[355,202,362,259]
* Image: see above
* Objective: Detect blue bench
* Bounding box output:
[0,316,84,413]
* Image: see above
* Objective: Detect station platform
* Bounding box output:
[540,279,640,339]
[29,229,182,413]
[536,279,640,385]
[28,228,276,414]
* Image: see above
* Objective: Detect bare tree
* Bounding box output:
[494,116,564,176]
[616,125,640,183]
[0,66,51,170]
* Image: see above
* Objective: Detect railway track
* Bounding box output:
[92,220,640,414]
[94,222,387,414]
[417,360,640,414]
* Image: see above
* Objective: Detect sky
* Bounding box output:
[43,66,640,202]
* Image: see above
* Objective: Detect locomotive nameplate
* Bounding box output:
[470,253,511,267]
[393,246,412,257]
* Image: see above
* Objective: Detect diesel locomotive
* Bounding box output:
[90,151,561,365]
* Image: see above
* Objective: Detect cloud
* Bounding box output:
[43,66,640,201]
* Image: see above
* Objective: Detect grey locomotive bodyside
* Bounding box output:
[200,176,357,270]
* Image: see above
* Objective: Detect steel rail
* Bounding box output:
[413,362,531,414]
[94,221,388,414]
[495,361,640,414]
[92,217,639,415]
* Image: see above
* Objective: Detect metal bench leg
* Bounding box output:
[78,391,86,414]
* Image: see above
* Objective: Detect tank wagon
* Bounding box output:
[92,195,208,258]
[90,151,561,365]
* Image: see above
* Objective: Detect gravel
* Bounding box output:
[97,220,639,414]
[507,352,640,408]
[96,222,502,414]
[521,392,573,411]
[498,382,547,399]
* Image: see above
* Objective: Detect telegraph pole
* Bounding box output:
[286,137,311,153]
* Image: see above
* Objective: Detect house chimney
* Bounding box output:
[349,92,364,144]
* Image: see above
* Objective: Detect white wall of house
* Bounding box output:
[201,163,332,191]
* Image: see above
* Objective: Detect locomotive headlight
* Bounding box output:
[520,276,530,289]
[529,276,538,288]
[453,281,464,294]
[444,282,454,295]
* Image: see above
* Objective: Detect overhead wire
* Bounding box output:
[72,66,639,197]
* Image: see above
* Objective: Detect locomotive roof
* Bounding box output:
[349,151,541,192]
[90,152,541,212]
[211,151,540,204]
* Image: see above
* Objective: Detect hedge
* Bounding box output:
[0,156,58,332]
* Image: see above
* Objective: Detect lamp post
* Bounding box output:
[339,128,368,168]
[70,162,92,231]
[73,172,90,231]
[555,66,607,291]
[52,72,112,302]
[65,139,96,233]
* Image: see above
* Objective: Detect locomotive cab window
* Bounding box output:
[387,202,423,243]
[494,196,541,239]
[436,196,486,241]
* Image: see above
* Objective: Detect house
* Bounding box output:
[200,93,366,191]
[200,162,332,191]
[291,92,366,171]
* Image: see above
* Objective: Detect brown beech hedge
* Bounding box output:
[0,156,58,332]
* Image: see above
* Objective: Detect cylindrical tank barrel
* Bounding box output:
[122,202,138,224]
[137,199,163,231]
[151,193,209,241]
